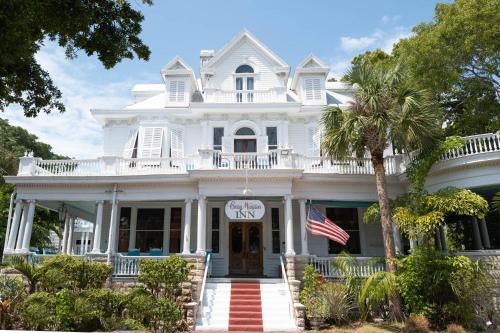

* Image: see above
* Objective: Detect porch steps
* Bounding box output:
[195,278,296,331]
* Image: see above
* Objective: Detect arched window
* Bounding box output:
[235,64,254,73]
[235,127,255,136]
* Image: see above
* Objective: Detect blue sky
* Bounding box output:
[2,0,446,158]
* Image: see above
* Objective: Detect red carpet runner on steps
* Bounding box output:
[228,281,263,331]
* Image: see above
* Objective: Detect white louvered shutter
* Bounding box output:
[139,127,163,158]
[170,128,184,159]
[308,126,321,157]
[312,78,321,100]
[169,81,185,102]
[123,129,139,158]
[304,78,321,100]
[304,78,314,100]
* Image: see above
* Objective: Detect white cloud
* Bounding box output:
[1,46,141,159]
[340,36,377,52]
[328,59,352,79]
[381,15,401,24]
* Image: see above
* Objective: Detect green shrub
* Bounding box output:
[358,271,398,321]
[319,282,354,324]
[19,292,58,330]
[299,264,322,303]
[0,275,27,329]
[403,315,430,333]
[302,293,329,319]
[37,255,112,292]
[138,255,190,300]
[80,289,127,331]
[396,246,492,329]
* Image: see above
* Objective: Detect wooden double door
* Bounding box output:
[229,222,263,276]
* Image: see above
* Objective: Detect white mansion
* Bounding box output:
[3,30,500,330]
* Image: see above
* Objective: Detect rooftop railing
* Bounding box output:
[15,132,500,178]
[203,87,287,103]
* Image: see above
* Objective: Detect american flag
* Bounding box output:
[306,206,350,245]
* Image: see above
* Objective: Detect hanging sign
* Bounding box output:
[225,200,265,220]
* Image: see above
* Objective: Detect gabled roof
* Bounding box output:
[291,53,330,90]
[160,56,197,87]
[201,29,290,75]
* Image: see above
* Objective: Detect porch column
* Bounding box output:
[182,199,193,254]
[4,191,16,253]
[106,199,119,255]
[83,232,89,254]
[196,196,206,255]
[15,202,29,251]
[61,214,70,253]
[91,201,104,253]
[6,200,23,252]
[479,218,491,249]
[284,195,295,256]
[471,218,483,250]
[67,217,75,254]
[392,222,403,255]
[298,199,309,255]
[129,207,138,250]
[439,225,447,252]
[20,200,36,252]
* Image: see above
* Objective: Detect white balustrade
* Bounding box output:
[16,132,500,177]
[204,88,286,103]
[112,255,167,276]
[309,256,386,278]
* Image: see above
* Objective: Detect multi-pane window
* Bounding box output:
[266,127,278,151]
[271,207,281,254]
[211,208,220,253]
[136,208,164,253]
[118,207,131,252]
[169,207,182,253]
[326,207,361,254]
[213,128,224,151]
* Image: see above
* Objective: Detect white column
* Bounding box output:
[20,200,36,252]
[67,217,75,254]
[196,196,206,255]
[15,203,29,251]
[106,198,119,255]
[84,232,89,254]
[6,200,23,252]
[61,214,70,253]
[182,199,192,254]
[285,195,295,256]
[392,222,403,255]
[3,191,16,253]
[299,199,309,255]
[91,201,104,253]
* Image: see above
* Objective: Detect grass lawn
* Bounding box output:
[314,322,403,333]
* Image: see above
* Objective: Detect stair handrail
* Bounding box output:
[280,254,297,324]
[199,252,212,306]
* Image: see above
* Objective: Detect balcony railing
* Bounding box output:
[15,132,500,178]
[203,87,287,103]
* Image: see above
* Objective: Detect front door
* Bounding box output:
[229,222,263,276]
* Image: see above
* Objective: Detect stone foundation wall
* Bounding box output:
[465,253,500,312]
[285,255,310,331]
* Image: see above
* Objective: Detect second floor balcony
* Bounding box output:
[14,132,500,179]
[203,87,287,103]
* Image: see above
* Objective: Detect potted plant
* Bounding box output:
[303,293,329,330]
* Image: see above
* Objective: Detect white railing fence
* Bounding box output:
[308,255,386,278]
[198,252,212,306]
[112,254,168,277]
[204,88,286,103]
[17,132,500,177]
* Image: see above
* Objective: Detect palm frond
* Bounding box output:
[492,192,500,213]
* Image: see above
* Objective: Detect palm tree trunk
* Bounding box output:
[371,151,403,321]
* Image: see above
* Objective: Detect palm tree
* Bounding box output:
[321,62,442,319]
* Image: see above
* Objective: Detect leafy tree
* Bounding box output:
[0,0,152,117]
[1,119,67,254]
[393,0,500,135]
[321,62,442,320]
[341,49,393,82]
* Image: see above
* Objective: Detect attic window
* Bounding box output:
[169,80,185,102]
[235,64,254,73]
[304,78,322,100]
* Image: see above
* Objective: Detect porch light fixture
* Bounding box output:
[242,168,253,196]
[280,149,289,156]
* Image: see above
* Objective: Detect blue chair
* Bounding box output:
[128,248,140,256]
[29,246,40,254]
[42,248,55,255]
[149,248,162,256]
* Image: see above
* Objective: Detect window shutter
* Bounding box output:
[139,127,163,158]
[308,126,321,157]
[170,128,184,159]
[312,78,321,100]
[169,81,185,102]
[304,78,314,100]
[304,78,321,100]
[123,129,139,158]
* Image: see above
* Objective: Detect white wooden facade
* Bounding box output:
[4,30,500,277]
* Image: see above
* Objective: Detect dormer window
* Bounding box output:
[235,65,254,103]
[169,80,185,102]
[304,77,322,100]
